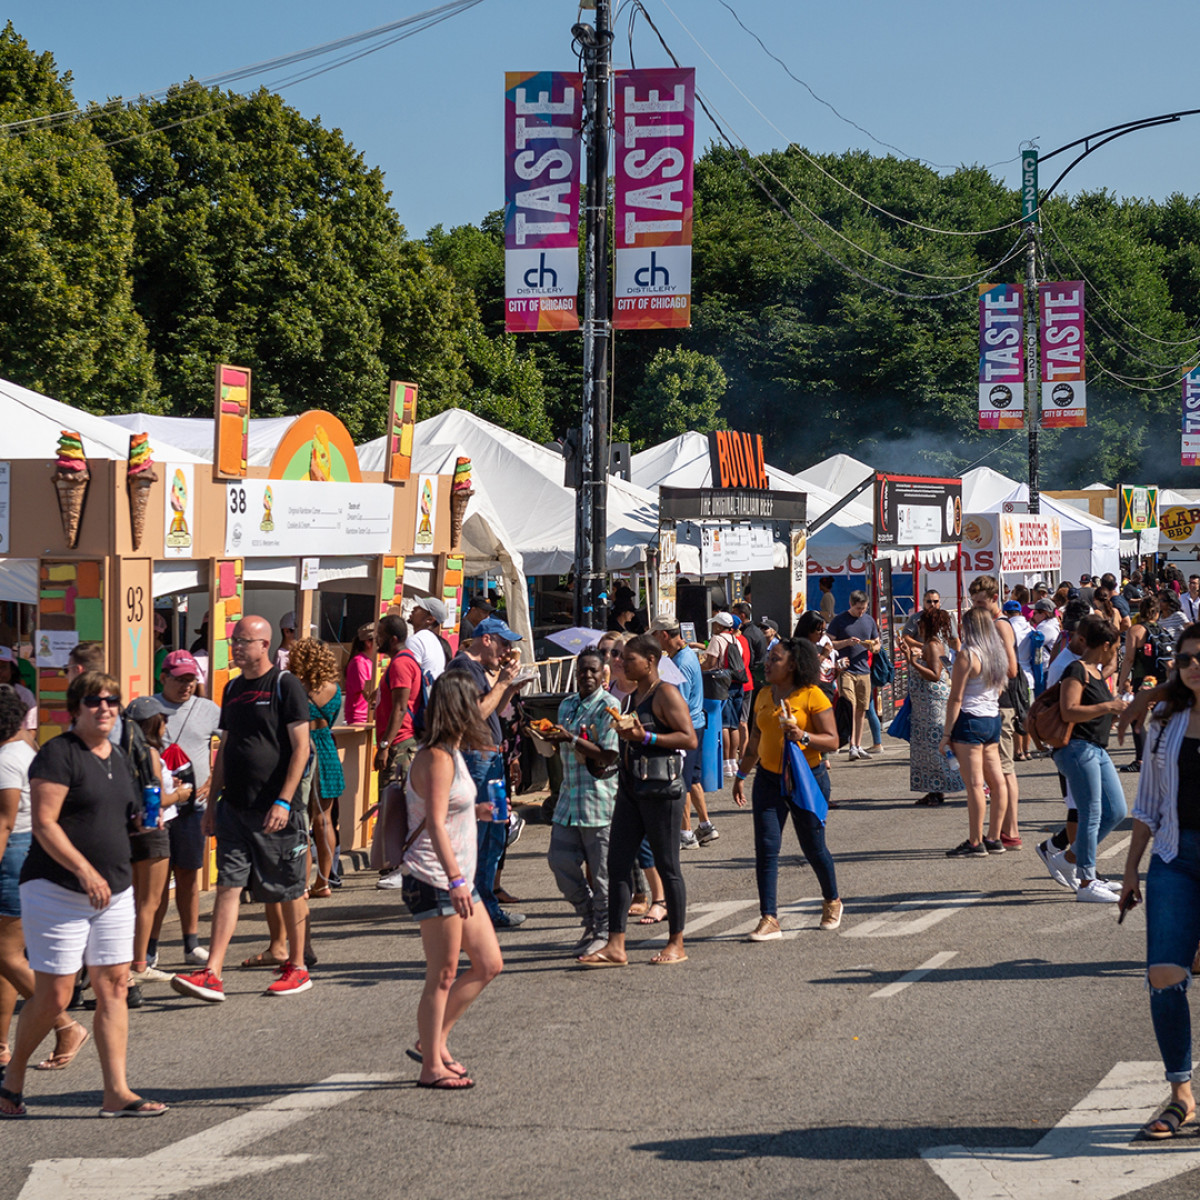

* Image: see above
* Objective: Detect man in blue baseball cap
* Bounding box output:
[446,615,532,929]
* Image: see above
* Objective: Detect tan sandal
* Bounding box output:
[32,1020,89,1071]
[627,892,650,917]
[637,900,668,925]
[649,949,688,965]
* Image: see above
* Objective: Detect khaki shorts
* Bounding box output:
[383,737,419,787]
[839,672,872,716]
[997,716,1015,775]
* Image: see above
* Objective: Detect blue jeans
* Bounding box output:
[462,749,506,920]
[1146,830,1200,1081]
[751,762,838,912]
[1051,740,1127,881]
[866,696,882,746]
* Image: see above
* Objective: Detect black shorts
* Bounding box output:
[682,741,703,788]
[129,827,170,863]
[168,806,207,872]
[215,802,308,903]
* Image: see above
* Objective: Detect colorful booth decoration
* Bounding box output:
[36,560,104,742]
[126,433,158,551]
[209,558,244,705]
[52,432,90,549]
[385,382,418,483]
[378,555,406,618]
[442,555,464,653]
[450,457,473,550]
[267,410,362,482]
[214,364,251,479]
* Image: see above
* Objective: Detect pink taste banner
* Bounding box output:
[613,67,695,330]
[1183,368,1200,466]
[504,71,583,333]
[977,283,1024,429]
[1040,281,1087,428]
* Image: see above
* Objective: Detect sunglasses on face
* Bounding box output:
[81,694,120,709]
[230,637,266,647]
[1176,652,1200,670]
[607,648,623,657]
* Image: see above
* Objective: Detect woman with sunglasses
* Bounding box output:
[1121,624,1200,1138]
[1,671,166,1118]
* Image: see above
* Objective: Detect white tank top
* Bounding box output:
[402,748,478,890]
[960,649,1001,717]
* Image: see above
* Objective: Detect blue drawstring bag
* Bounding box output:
[887,694,912,742]
[782,739,829,825]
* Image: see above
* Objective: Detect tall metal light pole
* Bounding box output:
[573,1,612,628]
[1020,147,1040,513]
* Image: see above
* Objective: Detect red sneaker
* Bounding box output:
[265,962,312,997]
[1000,834,1023,849]
[170,968,225,1003]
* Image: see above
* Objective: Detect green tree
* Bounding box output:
[91,83,478,440]
[628,347,726,448]
[0,23,156,412]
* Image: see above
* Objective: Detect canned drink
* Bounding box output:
[142,785,161,828]
[488,778,509,823]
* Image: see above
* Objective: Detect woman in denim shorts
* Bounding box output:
[940,609,1009,858]
[399,673,503,1091]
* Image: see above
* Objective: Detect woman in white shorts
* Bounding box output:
[0,671,167,1119]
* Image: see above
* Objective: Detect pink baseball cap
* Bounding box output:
[162,650,202,678]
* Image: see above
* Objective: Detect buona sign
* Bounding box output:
[707,430,769,490]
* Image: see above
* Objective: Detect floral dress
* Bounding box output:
[309,686,345,800]
[908,651,963,794]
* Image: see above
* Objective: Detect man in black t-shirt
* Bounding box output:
[172,616,311,1004]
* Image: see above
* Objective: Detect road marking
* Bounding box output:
[17,1072,398,1200]
[640,899,756,948]
[1099,834,1132,860]
[842,893,982,938]
[923,1060,1200,1199]
[712,898,824,941]
[870,950,958,998]
[1034,906,1126,935]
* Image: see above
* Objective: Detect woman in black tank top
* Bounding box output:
[579,635,697,968]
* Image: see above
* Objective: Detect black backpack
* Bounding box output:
[1142,624,1176,676]
[119,712,157,820]
[725,637,749,688]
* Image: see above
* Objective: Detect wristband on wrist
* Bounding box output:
[642,730,652,745]
[448,877,466,890]
[272,799,291,810]
[735,768,748,780]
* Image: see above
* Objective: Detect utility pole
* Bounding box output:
[573,0,612,627]
[1020,146,1041,514]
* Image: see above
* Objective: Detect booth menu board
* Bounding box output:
[874,473,962,549]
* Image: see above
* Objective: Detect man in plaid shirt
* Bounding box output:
[539,648,619,959]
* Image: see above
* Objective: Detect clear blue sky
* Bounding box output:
[8,0,1200,237]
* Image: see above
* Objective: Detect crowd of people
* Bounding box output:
[1,564,1199,1129]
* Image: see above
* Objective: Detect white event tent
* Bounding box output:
[0,379,206,604]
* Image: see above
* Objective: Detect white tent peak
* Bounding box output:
[0,379,207,464]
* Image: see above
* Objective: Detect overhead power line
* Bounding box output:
[653,0,1025,241]
[0,0,485,135]
[713,0,1018,175]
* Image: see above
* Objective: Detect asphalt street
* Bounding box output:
[3,736,1199,1200]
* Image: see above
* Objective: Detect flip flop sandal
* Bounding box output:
[637,901,669,925]
[649,951,689,965]
[416,1075,475,1090]
[1142,1099,1195,1140]
[405,1045,468,1077]
[33,1022,90,1071]
[578,950,628,968]
[0,1085,25,1118]
[627,894,650,917]
[241,952,287,970]
[99,1099,169,1118]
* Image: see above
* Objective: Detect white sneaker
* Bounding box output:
[1049,848,1079,891]
[376,867,406,890]
[723,761,735,778]
[1076,881,1119,903]
[1036,840,1073,889]
[680,831,699,850]
[849,746,864,761]
[129,965,174,984]
[186,945,210,966]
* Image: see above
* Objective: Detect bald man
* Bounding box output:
[172,615,313,1003]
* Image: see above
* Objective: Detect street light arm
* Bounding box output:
[1040,116,1186,203]
[1038,109,1200,163]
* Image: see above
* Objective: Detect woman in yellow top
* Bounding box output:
[732,638,842,938]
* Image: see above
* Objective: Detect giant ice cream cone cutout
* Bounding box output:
[126,433,159,551]
[53,431,90,548]
[450,456,474,550]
